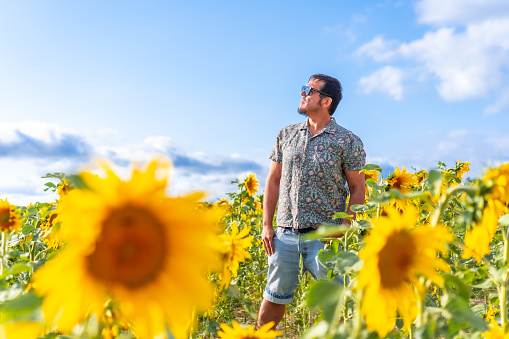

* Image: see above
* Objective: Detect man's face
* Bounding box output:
[298,79,326,115]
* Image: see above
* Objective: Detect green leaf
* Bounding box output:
[42,172,65,179]
[349,204,367,213]
[318,250,362,275]
[444,296,488,331]
[365,178,380,190]
[302,224,350,241]
[66,174,88,190]
[427,170,443,196]
[334,251,361,275]
[357,219,372,229]
[301,320,329,339]
[225,284,240,299]
[488,266,509,284]
[499,214,509,227]
[305,280,345,324]
[333,212,353,220]
[21,223,35,235]
[0,282,23,302]
[443,274,471,301]
[0,263,32,281]
[361,164,382,172]
[0,290,43,323]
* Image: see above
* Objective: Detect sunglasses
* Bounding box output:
[301,85,332,98]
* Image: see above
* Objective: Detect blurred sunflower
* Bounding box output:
[0,320,46,339]
[387,167,418,194]
[457,161,471,181]
[462,196,500,262]
[482,320,509,339]
[0,199,21,232]
[56,178,74,200]
[32,159,223,339]
[214,198,231,208]
[218,222,254,290]
[244,173,259,197]
[217,321,282,339]
[363,169,381,196]
[415,169,427,186]
[357,206,452,337]
[484,303,497,323]
[483,163,509,215]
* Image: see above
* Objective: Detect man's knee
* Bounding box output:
[258,298,286,328]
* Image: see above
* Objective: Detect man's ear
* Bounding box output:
[322,97,332,109]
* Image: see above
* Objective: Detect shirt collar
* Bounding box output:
[299,117,338,136]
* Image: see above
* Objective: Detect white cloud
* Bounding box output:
[358,66,404,100]
[415,0,509,26]
[484,87,509,115]
[355,36,399,62]
[368,129,509,179]
[0,122,266,205]
[356,2,509,114]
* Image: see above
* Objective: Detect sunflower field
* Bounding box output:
[0,158,509,339]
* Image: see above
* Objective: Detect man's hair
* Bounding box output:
[309,74,342,116]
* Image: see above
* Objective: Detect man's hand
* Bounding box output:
[262,226,276,256]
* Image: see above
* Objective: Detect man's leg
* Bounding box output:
[258,298,285,329]
[260,228,300,328]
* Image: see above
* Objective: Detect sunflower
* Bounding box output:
[244,173,259,197]
[387,167,418,194]
[462,198,500,262]
[482,320,509,339]
[217,321,282,339]
[415,169,426,186]
[214,198,231,208]
[56,178,74,200]
[483,163,509,215]
[457,161,471,181]
[0,199,21,232]
[41,222,64,250]
[485,303,498,323]
[0,320,46,339]
[218,222,254,290]
[32,159,223,339]
[357,206,452,337]
[364,169,381,196]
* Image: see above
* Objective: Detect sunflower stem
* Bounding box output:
[0,230,5,276]
[353,290,363,339]
[343,230,350,321]
[500,228,509,330]
[415,281,425,329]
[430,185,476,227]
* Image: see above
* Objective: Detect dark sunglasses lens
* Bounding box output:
[301,86,311,95]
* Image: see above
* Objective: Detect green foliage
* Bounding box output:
[2,161,509,339]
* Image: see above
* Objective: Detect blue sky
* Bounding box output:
[1,0,509,205]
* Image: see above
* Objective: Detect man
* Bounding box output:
[257,74,366,329]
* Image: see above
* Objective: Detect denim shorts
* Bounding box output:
[263,227,329,304]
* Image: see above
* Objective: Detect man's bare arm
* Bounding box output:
[342,169,366,225]
[262,161,282,256]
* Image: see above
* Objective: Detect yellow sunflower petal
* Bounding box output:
[32,159,222,339]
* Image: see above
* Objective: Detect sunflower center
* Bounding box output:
[378,230,416,289]
[86,206,167,289]
[0,207,12,228]
[393,177,404,190]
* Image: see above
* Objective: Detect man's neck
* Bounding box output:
[307,113,331,136]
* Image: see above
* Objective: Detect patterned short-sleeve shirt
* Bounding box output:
[270,117,366,229]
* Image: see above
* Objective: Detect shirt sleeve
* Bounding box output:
[269,129,283,164]
[342,134,366,171]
